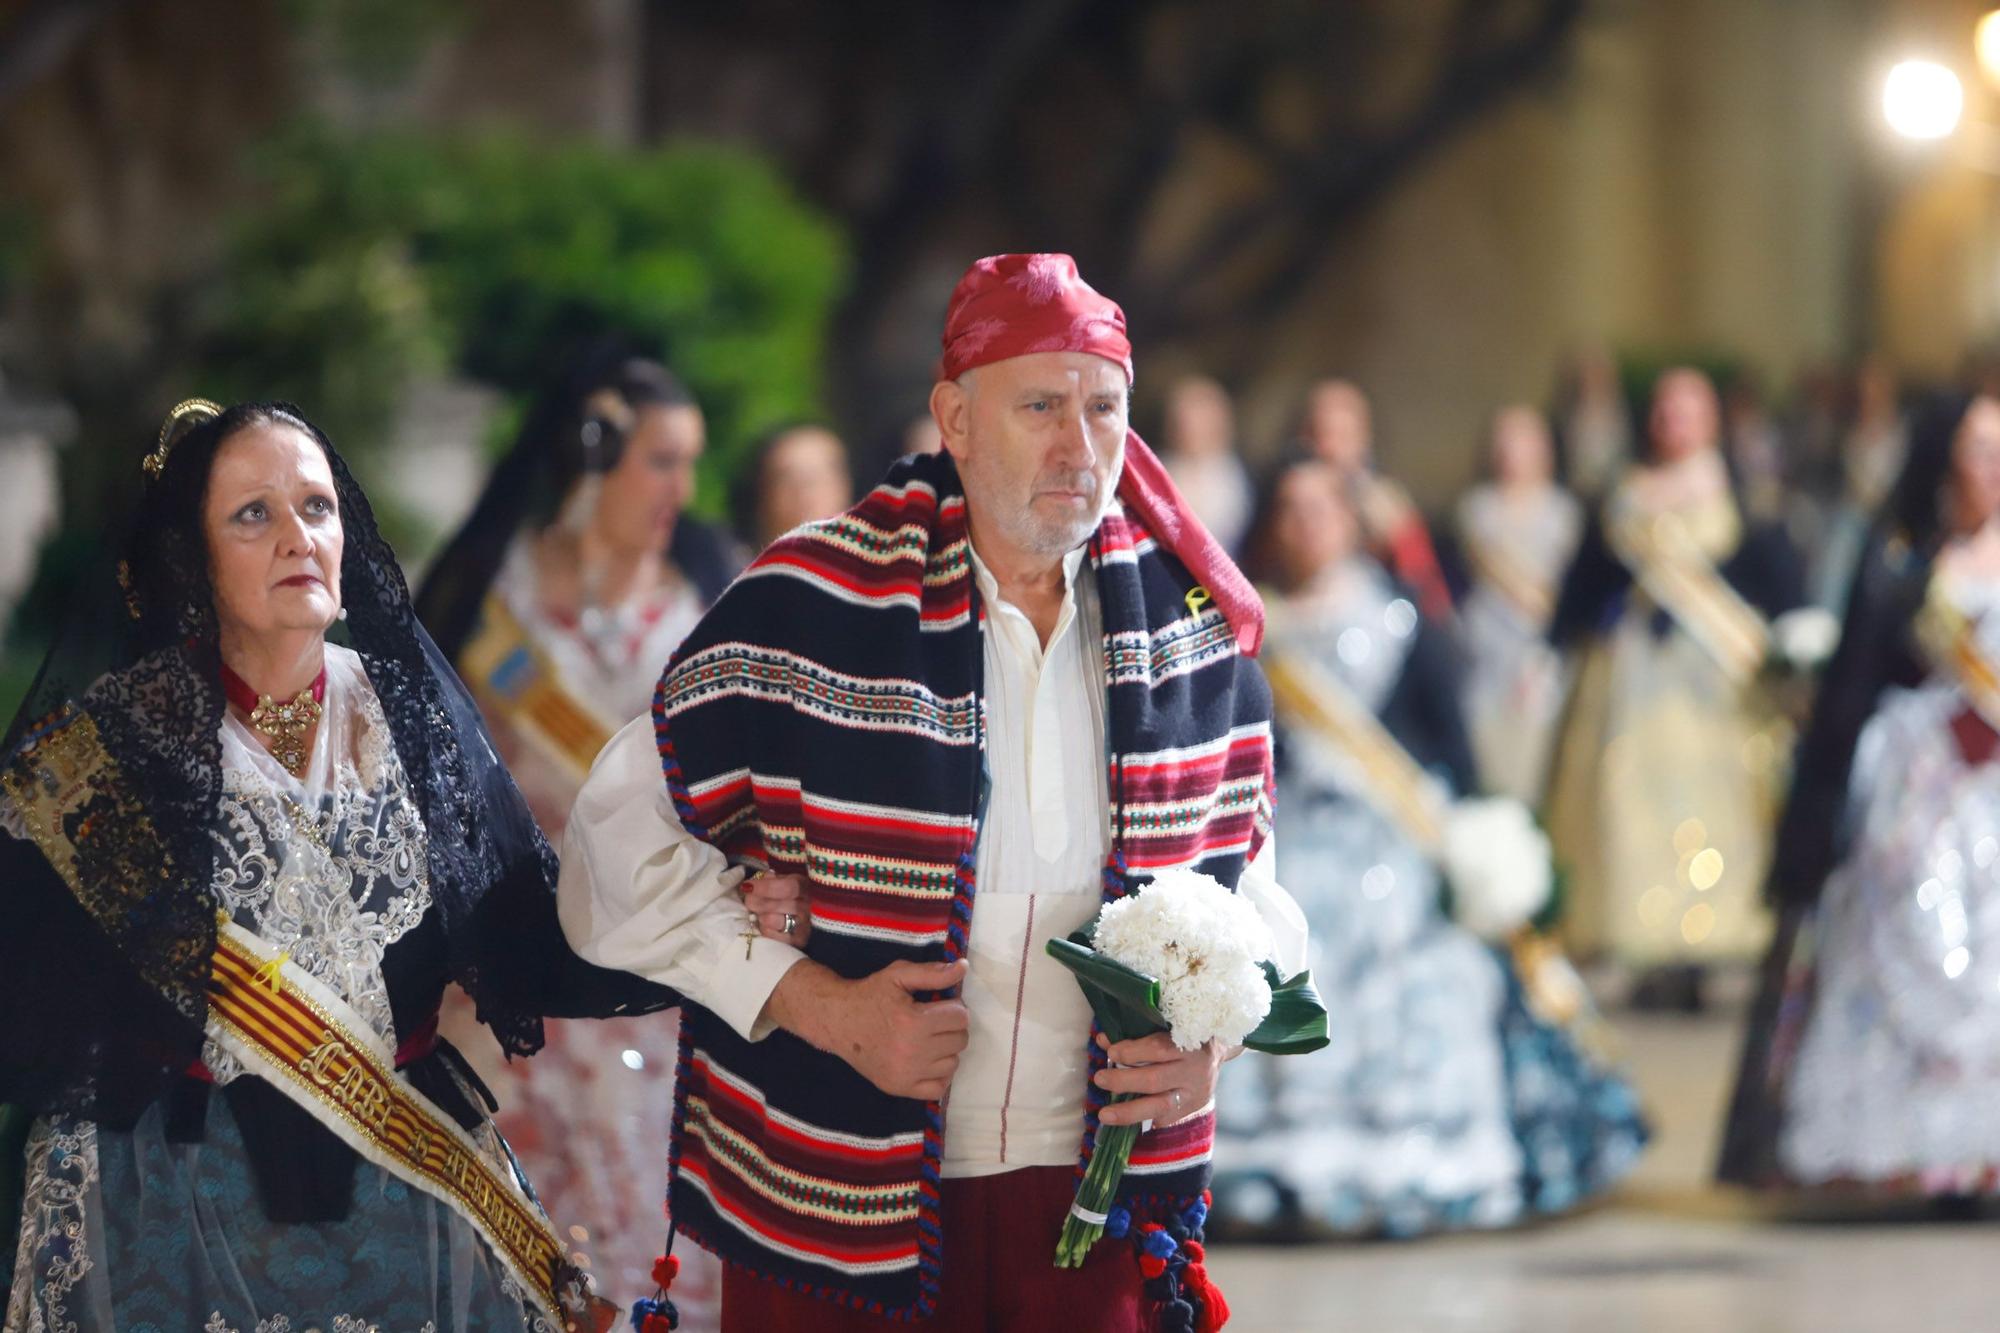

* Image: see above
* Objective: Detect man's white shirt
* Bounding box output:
[556,540,1306,1179]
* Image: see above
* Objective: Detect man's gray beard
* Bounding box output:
[1016,506,1098,558]
[965,453,1124,558]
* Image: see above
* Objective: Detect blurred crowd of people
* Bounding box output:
[409,339,2000,1289]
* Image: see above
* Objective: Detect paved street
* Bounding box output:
[1208,994,2000,1332]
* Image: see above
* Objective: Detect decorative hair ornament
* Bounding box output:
[143,397,224,479]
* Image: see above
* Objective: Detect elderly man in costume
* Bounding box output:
[557,254,1305,1332]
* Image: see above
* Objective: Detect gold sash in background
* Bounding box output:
[1262,647,1445,852]
[1606,501,1770,687]
[1464,532,1556,627]
[1916,580,2000,732]
[1264,639,1600,1038]
[460,594,614,782]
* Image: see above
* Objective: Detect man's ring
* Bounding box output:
[782,912,797,936]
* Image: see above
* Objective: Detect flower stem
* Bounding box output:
[1054,1102,1139,1268]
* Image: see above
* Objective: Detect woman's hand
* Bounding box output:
[742,873,812,949]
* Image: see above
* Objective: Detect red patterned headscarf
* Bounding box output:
[939,254,1264,655]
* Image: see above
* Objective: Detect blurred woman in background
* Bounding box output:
[1554,346,1633,501]
[1210,455,1645,1241]
[415,350,757,1317]
[1544,367,1805,1010]
[731,420,853,555]
[1455,405,1584,803]
[1160,374,1255,555]
[1298,378,1455,621]
[1721,393,2000,1197]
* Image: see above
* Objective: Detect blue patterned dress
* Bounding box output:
[1210,564,1646,1237]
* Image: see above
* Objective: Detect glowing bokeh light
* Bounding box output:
[1884,60,1964,140]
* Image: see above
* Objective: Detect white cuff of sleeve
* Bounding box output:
[693,935,809,1042]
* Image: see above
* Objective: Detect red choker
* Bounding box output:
[221,663,328,777]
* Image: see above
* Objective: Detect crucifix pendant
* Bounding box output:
[742,915,759,960]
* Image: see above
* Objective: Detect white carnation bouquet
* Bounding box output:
[1047,868,1328,1267]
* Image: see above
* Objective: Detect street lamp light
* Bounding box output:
[1884,59,1965,140]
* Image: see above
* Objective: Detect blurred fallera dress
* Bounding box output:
[1723,534,2000,1192]
[424,525,729,1318]
[1544,466,1803,968]
[1209,559,1646,1237]
[1454,482,1583,803]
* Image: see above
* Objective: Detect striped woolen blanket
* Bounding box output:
[652,450,1274,1318]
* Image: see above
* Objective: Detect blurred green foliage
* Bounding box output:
[1,126,844,705]
[192,124,848,512]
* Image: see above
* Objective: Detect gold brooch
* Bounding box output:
[249,688,324,777]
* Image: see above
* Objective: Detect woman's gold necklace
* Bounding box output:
[221,664,327,779]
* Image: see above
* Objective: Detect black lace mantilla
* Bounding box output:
[0,405,672,1126]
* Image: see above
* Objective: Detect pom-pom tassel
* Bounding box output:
[1178,1242,1231,1333]
[629,1253,683,1332]
[629,1296,678,1332]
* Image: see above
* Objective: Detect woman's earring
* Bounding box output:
[336,607,349,622]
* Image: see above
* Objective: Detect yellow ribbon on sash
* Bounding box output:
[1464,532,1557,626]
[1261,644,1446,853]
[1264,633,1608,1045]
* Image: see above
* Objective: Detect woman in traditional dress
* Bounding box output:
[415,354,758,1317]
[1209,456,1646,1240]
[1,399,694,1332]
[1720,393,2000,1195]
[1454,405,1584,803]
[1544,367,1805,1010]
[1807,359,1909,614]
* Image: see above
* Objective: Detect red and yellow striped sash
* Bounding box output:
[206,917,606,1331]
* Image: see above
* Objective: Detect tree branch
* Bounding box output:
[1142,0,1584,341]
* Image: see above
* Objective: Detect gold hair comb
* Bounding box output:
[142,398,224,479]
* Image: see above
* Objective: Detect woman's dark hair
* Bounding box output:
[1882,390,1974,553]
[1241,450,1351,591]
[535,354,695,532]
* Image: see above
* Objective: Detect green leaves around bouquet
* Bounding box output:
[1046,935,1164,1045]
[1045,934,1330,1055]
[1245,959,1330,1055]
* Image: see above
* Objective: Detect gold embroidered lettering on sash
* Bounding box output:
[205,922,578,1325]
